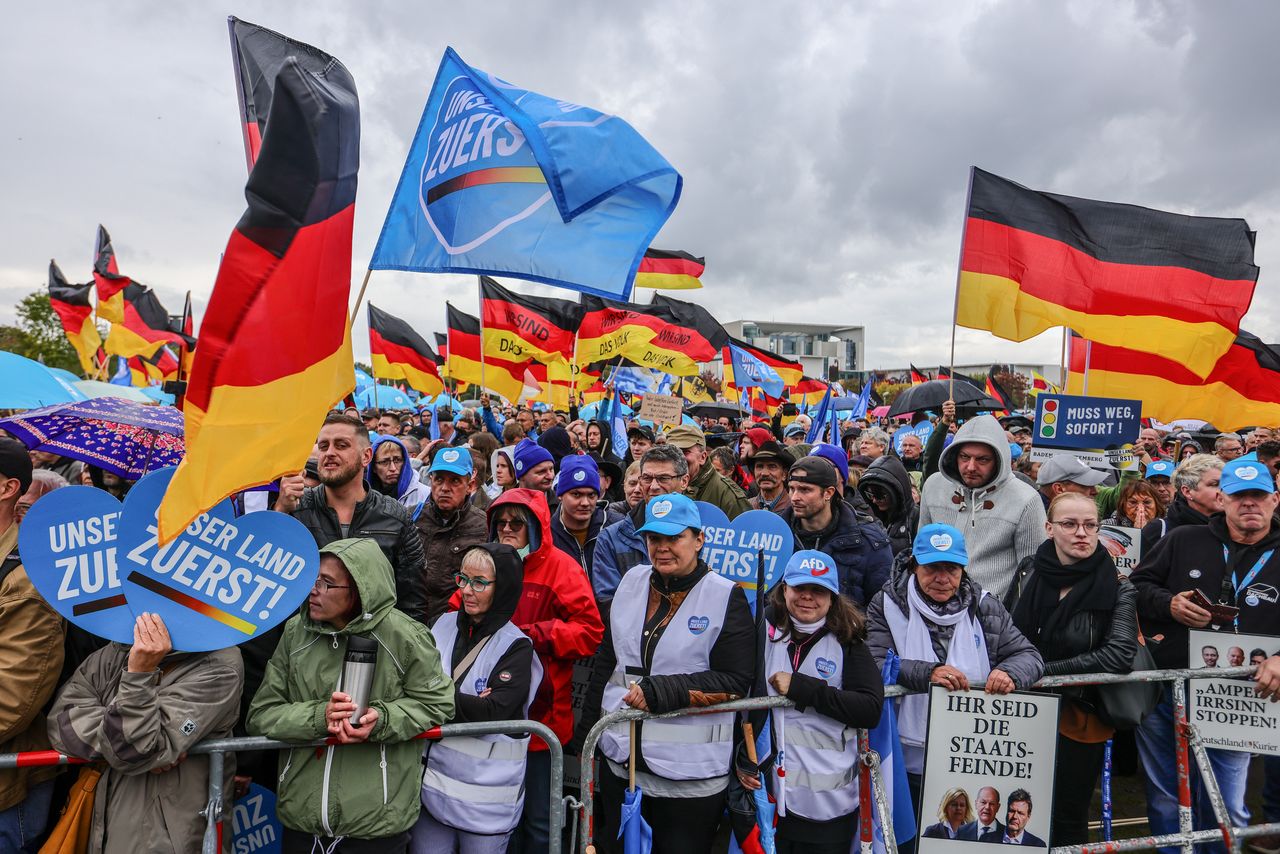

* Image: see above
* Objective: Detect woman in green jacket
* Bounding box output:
[248,538,455,854]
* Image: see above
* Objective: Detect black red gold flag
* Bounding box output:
[48,260,101,375]
[479,277,582,366]
[92,225,129,324]
[368,303,444,397]
[634,248,705,290]
[447,303,528,401]
[103,283,192,359]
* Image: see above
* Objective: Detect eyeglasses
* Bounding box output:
[495,518,527,531]
[1051,520,1101,533]
[312,579,351,593]
[455,573,494,592]
[375,459,403,468]
[639,474,680,486]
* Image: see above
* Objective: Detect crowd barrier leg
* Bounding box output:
[1173,680,1195,854]
[1184,719,1236,854]
[200,748,225,854]
[859,730,876,854]
[861,732,900,854]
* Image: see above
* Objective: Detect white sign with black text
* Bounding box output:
[1189,629,1280,755]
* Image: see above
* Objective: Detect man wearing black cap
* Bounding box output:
[625,425,655,467]
[780,456,892,607]
[0,438,65,848]
[748,441,791,514]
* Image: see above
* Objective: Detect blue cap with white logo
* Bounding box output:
[913,523,969,567]
[1220,457,1275,495]
[782,549,841,596]
[1145,459,1175,480]
[429,445,474,477]
[556,455,601,496]
[636,493,702,536]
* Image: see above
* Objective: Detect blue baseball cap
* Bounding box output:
[556,455,601,496]
[636,493,702,536]
[782,549,840,596]
[429,445,474,477]
[913,523,969,567]
[1145,459,1175,480]
[1220,457,1276,495]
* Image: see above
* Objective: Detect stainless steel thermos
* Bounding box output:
[339,635,378,724]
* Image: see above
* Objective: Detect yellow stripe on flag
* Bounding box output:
[1065,368,1280,433]
[370,353,444,398]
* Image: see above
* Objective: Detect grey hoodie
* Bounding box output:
[917,415,1046,596]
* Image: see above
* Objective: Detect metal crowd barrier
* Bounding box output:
[0,718,565,854]
[574,665,1280,854]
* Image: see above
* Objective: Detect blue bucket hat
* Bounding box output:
[913,523,969,567]
[636,493,702,536]
[782,549,840,596]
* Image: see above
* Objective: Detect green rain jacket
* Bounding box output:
[247,538,455,839]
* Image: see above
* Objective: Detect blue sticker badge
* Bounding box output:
[116,468,320,652]
[687,615,709,635]
[815,657,838,678]
[17,486,135,643]
[475,676,489,693]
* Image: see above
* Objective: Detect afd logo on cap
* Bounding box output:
[573,470,586,482]
[442,449,460,464]
[815,657,837,678]
[1237,465,1261,482]
[930,533,953,550]
[687,615,709,635]
[652,499,673,519]
[799,556,830,576]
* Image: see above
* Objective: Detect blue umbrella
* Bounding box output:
[140,386,176,405]
[354,367,375,392]
[0,396,184,479]
[580,399,633,420]
[46,366,84,385]
[354,384,414,409]
[618,719,652,854]
[0,351,88,408]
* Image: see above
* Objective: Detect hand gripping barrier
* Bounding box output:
[0,718,566,854]
[574,665,1280,854]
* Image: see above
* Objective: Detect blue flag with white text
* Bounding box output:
[369,47,682,300]
[728,342,785,399]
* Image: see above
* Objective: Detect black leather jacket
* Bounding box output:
[290,482,428,623]
[1004,556,1139,680]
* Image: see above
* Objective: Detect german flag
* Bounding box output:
[985,367,1014,415]
[789,375,830,398]
[433,332,448,367]
[447,304,528,402]
[92,225,129,325]
[651,294,728,360]
[103,283,193,359]
[722,338,804,389]
[368,303,444,397]
[479,277,582,366]
[128,347,179,386]
[910,365,930,385]
[157,28,359,543]
[957,167,1259,378]
[48,260,101,375]
[1029,369,1059,398]
[634,248,705,290]
[1067,332,1280,431]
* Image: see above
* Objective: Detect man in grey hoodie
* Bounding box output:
[917,414,1046,597]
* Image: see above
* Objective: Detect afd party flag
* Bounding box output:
[369,47,681,300]
[728,342,786,399]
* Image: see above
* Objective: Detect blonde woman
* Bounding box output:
[922,787,974,840]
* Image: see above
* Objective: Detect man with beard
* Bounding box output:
[277,413,428,622]
[748,441,791,513]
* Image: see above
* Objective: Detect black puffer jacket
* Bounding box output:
[290,482,428,622]
[857,456,919,556]
[415,500,489,623]
[1140,493,1210,555]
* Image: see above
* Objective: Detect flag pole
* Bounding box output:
[1083,339,1093,395]
[477,278,488,398]
[348,269,373,332]
[1059,327,1068,393]
[948,166,976,402]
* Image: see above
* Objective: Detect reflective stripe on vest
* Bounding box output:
[599,565,736,781]
[765,625,859,820]
[421,614,544,834]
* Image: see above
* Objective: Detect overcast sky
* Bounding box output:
[5,1,1279,373]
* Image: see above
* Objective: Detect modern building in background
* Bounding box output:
[873,363,1064,386]
[708,319,865,381]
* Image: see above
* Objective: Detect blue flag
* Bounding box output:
[611,366,657,397]
[728,343,785,399]
[806,385,832,444]
[370,47,681,300]
[109,357,132,386]
[871,651,917,854]
[850,380,873,420]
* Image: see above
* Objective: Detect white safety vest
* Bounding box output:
[599,565,736,781]
[421,613,544,834]
[764,624,859,820]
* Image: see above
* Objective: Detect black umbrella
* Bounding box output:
[887,379,1001,418]
[686,402,745,421]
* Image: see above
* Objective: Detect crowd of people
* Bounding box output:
[3,395,1280,854]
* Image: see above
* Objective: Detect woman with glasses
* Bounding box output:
[1004,493,1138,845]
[856,456,919,556]
[866,523,1044,831]
[413,544,542,853]
[367,435,430,516]
[1102,479,1167,530]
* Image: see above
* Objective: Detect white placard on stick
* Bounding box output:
[638,392,684,426]
[918,686,1060,851]
[1189,629,1280,755]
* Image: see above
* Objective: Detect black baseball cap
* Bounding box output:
[788,456,837,489]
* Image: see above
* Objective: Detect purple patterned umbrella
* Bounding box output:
[0,396,184,480]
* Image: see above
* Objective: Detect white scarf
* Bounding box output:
[885,578,990,759]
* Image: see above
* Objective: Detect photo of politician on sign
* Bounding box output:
[917,687,1060,852]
